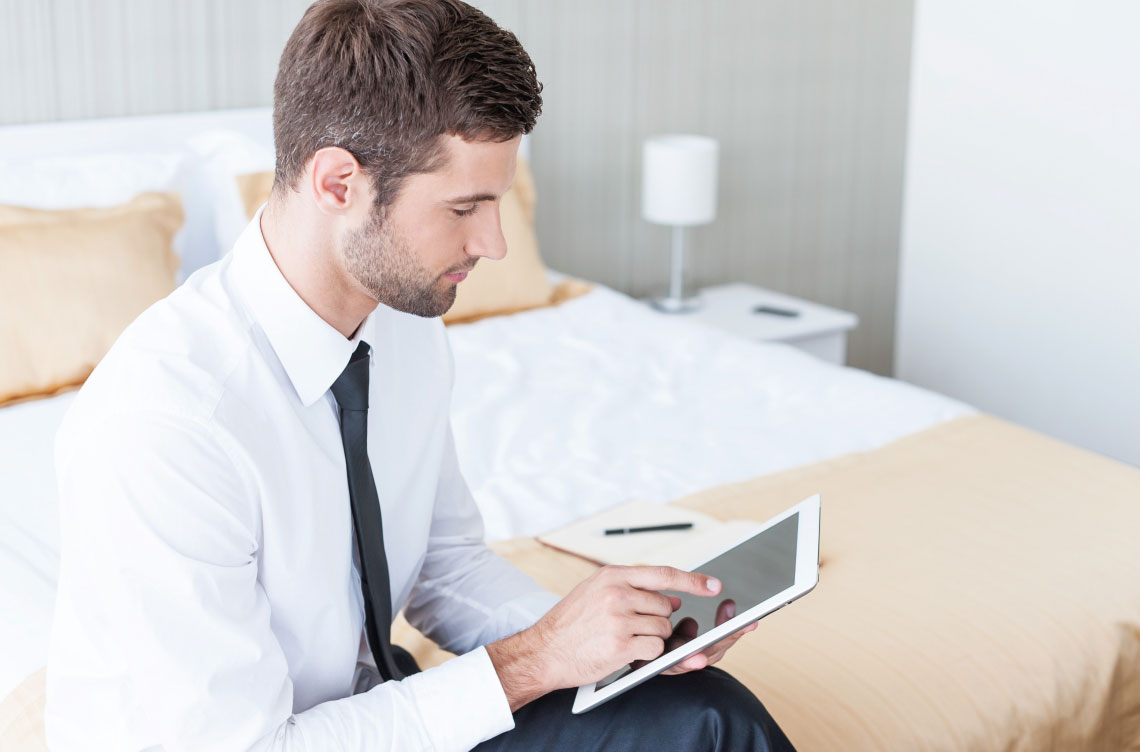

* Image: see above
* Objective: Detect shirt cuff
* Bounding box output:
[406,646,515,750]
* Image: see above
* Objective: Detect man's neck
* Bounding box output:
[259,198,377,339]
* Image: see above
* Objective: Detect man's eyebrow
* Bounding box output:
[444,192,498,204]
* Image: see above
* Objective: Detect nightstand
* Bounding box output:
[655,283,859,365]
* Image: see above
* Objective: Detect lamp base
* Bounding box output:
[649,292,703,314]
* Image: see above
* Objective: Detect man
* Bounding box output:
[46,1,796,750]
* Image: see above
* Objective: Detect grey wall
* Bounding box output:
[0,0,312,122]
[0,0,914,375]
[485,1,915,375]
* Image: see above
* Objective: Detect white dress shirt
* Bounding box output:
[45,209,560,751]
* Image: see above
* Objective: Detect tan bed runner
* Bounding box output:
[397,413,1140,751]
[5,414,1139,750]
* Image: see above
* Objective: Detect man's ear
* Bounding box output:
[307,146,371,215]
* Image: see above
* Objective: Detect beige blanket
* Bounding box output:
[397,414,1140,751]
[6,415,1140,750]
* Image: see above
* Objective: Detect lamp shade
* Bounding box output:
[641,134,719,226]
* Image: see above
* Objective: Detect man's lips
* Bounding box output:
[445,265,474,282]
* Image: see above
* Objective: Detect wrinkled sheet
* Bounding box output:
[447,284,970,540]
[0,393,74,698]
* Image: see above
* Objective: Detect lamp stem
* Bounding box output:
[650,224,701,313]
[669,225,686,302]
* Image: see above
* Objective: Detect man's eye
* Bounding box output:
[452,205,478,217]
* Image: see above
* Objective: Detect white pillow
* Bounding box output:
[0,151,210,280]
[185,129,276,256]
[0,110,277,282]
[0,152,187,207]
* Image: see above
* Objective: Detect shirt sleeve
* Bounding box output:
[401,325,561,654]
[47,411,517,752]
[401,420,562,655]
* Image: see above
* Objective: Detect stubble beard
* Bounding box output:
[341,206,459,319]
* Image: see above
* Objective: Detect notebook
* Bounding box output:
[536,500,763,570]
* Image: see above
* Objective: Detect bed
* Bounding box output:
[2,109,1138,751]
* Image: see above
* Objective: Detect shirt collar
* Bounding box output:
[230,205,374,408]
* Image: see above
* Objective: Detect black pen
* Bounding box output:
[604,523,694,536]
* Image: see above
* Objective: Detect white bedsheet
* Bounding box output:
[449,284,971,540]
[0,283,971,696]
[0,392,75,696]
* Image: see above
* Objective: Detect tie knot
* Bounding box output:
[331,340,371,411]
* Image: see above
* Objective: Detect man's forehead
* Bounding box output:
[425,134,521,195]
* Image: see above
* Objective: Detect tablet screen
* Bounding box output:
[597,512,800,689]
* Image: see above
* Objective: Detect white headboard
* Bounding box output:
[0,108,273,157]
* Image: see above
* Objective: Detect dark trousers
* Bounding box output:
[391,646,795,751]
[472,666,797,752]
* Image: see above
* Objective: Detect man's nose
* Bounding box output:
[464,204,508,261]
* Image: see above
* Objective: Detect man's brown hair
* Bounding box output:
[272,0,542,208]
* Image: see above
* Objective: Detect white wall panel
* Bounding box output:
[897,1,1140,465]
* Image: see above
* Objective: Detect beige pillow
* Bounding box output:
[441,156,555,323]
[0,192,183,406]
[236,157,590,325]
[235,170,275,221]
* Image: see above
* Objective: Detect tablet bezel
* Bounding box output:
[571,493,821,715]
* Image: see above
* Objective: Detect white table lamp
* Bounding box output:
[642,134,719,313]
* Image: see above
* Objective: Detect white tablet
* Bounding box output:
[572,494,821,714]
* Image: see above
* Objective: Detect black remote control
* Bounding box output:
[752,304,799,318]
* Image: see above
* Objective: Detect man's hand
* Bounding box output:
[485,565,722,712]
[658,598,758,675]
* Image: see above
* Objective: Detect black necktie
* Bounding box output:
[331,340,404,681]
